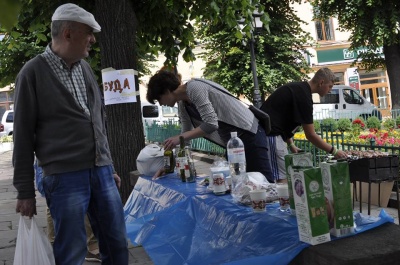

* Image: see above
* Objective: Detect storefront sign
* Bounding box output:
[317,47,384,64]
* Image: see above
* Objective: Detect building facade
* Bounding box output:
[293,2,392,117]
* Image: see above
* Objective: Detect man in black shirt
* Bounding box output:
[261,68,346,182]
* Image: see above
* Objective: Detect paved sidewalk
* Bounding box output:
[1,150,398,264]
[0,150,154,265]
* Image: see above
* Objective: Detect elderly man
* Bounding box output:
[13,3,128,264]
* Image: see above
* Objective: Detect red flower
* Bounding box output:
[353,119,365,128]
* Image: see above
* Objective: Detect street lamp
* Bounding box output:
[237,9,264,108]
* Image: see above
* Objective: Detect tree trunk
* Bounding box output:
[95,0,145,203]
[384,43,400,110]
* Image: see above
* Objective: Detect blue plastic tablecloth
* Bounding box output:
[124,174,394,265]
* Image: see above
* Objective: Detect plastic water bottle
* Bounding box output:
[227,132,246,185]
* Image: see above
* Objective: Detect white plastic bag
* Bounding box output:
[231,172,275,205]
[14,216,55,265]
[136,144,165,176]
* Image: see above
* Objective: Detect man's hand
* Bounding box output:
[289,145,302,153]
[113,173,121,188]
[16,198,37,218]
[152,168,166,180]
[334,149,347,159]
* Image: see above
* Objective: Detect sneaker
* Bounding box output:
[85,252,101,262]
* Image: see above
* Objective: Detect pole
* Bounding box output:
[249,32,262,108]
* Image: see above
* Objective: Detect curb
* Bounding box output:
[192,152,216,164]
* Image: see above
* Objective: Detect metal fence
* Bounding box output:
[294,125,400,166]
[145,121,226,156]
[145,116,400,164]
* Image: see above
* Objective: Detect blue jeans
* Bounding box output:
[239,125,274,183]
[42,165,128,265]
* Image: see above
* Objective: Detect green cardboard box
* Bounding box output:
[320,161,355,237]
[285,153,313,215]
[292,167,331,245]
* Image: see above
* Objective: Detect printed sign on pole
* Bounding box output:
[346,67,360,90]
[101,68,138,105]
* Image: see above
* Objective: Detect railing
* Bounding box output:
[313,108,400,122]
[145,121,226,156]
[146,120,400,165]
[294,125,400,166]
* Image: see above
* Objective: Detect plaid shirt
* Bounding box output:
[42,45,90,116]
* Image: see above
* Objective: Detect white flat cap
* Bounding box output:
[52,3,101,32]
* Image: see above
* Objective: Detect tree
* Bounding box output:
[199,0,311,100]
[0,0,21,31]
[311,0,400,109]
[0,0,268,202]
[197,0,312,101]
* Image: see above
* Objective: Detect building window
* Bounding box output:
[315,19,334,41]
[313,7,334,41]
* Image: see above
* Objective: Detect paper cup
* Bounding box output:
[212,173,226,195]
[276,183,290,211]
[249,189,267,212]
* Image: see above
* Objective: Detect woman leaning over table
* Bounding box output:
[146,70,274,182]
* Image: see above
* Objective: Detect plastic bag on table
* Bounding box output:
[14,216,55,265]
[231,172,275,205]
[136,144,165,176]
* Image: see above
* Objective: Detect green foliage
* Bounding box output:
[0,0,21,30]
[0,0,268,88]
[366,116,381,130]
[196,0,312,102]
[321,118,338,131]
[314,120,321,132]
[396,116,400,128]
[383,118,395,130]
[337,118,351,132]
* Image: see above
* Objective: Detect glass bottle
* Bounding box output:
[184,146,196,182]
[176,136,186,182]
[163,147,174,174]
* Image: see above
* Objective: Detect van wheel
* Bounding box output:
[360,114,370,121]
[372,110,382,121]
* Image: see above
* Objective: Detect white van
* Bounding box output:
[313,85,382,121]
[0,110,13,137]
[141,101,179,127]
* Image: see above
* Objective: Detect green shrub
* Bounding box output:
[383,118,395,130]
[337,118,352,132]
[321,118,338,131]
[313,120,321,132]
[366,116,381,130]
